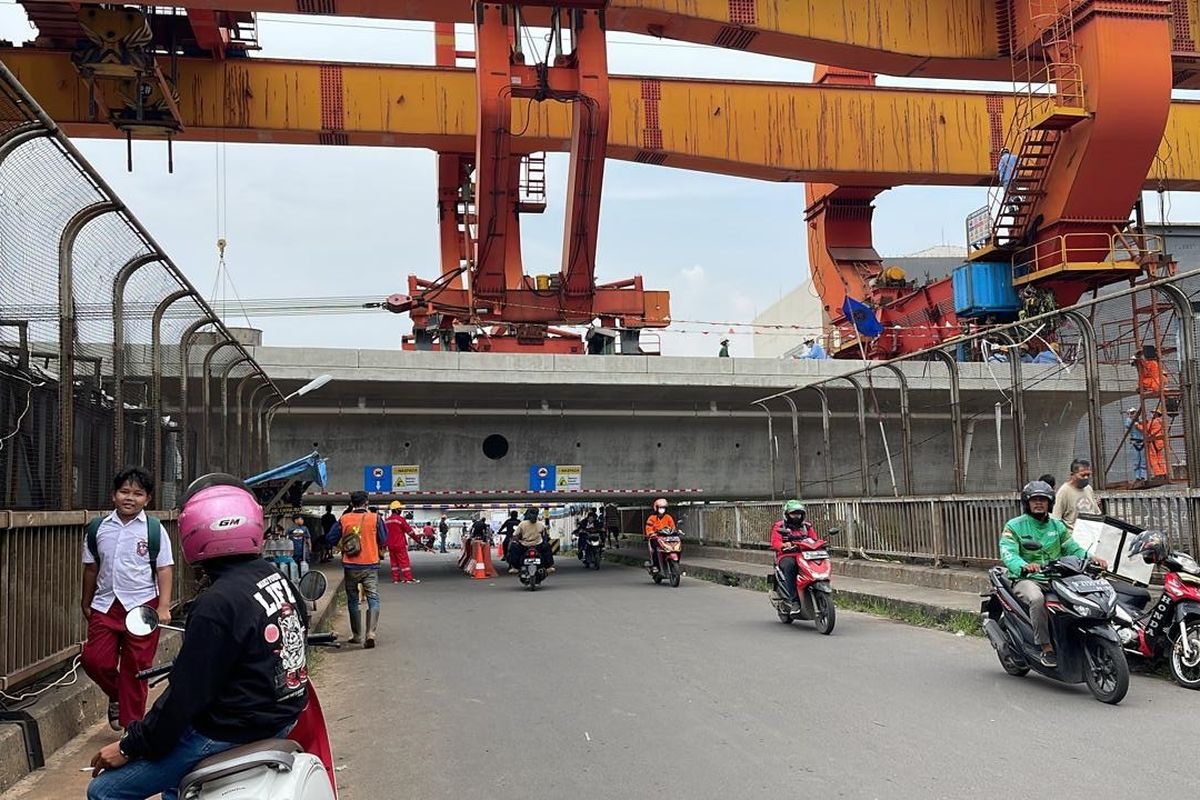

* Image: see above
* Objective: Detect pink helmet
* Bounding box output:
[653,497,668,511]
[178,474,265,564]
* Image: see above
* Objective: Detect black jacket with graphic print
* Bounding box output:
[122,557,310,760]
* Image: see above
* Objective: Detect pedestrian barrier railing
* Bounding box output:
[641,490,1200,569]
[0,510,189,690]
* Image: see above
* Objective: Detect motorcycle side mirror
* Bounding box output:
[827,528,841,537]
[125,605,159,636]
[298,570,327,602]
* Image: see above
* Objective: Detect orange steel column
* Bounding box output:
[1021,2,1173,298]
[472,3,517,300]
[803,66,888,324]
[559,8,609,298]
[435,21,470,290]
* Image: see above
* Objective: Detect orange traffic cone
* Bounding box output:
[471,540,497,579]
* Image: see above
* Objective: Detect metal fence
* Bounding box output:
[675,490,1200,567]
[0,509,193,690]
[0,63,283,510]
[752,265,1200,499]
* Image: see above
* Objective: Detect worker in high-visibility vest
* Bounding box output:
[1134,353,1163,396]
[1142,409,1168,479]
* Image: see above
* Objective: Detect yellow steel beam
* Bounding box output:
[6,49,1200,189]
[18,0,1200,84]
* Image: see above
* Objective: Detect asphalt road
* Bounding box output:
[318,552,1189,800]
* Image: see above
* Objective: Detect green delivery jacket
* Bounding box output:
[999,514,1087,582]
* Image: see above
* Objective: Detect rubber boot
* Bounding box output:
[348,611,363,644]
[364,609,379,649]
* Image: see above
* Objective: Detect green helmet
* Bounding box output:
[782,499,806,516]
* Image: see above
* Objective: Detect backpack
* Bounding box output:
[86,515,162,580]
[340,520,363,557]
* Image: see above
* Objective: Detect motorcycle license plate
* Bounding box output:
[524,558,540,565]
[1064,576,1106,593]
[802,550,829,561]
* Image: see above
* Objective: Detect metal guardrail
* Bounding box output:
[0,510,192,690]
[657,491,1200,568]
[0,63,283,510]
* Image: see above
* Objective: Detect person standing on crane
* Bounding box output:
[718,338,730,358]
[998,147,1018,187]
[1124,408,1148,483]
[1133,346,1163,396]
[806,338,827,359]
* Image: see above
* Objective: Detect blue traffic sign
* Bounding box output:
[528,464,556,493]
[364,465,391,493]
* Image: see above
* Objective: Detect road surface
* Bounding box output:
[318,551,1187,800]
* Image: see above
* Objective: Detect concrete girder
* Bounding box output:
[8,50,1200,190]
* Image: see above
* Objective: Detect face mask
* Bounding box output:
[1076,478,1090,488]
[654,507,666,515]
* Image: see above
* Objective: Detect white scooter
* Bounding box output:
[126,570,339,799]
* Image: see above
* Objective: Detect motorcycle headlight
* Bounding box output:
[1074,602,1100,618]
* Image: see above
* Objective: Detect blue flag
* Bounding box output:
[841,296,884,339]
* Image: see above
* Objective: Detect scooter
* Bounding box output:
[580,528,604,570]
[767,528,839,634]
[1108,547,1200,689]
[645,530,683,587]
[981,547,1129,704]
[519,546,549,591]
[126,571,340,798]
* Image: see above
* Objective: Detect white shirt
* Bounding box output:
[83,510,175,613]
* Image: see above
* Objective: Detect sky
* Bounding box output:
[3,8,1199,356]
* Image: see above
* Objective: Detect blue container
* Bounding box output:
[952,262,1019,318]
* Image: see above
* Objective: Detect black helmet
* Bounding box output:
[1128,530,1168,565]
[1020,480,1055,518]
[523,507,539,522]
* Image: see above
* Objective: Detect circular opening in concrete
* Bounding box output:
[734,442,741,448]
[656,442,662,448]
[575,441,581,448]
[404,441,411,448]
[482,434,509,460]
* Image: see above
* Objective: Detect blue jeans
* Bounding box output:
[344,567,380,615]
[87,726,240,800]
[1132,445,1148,481]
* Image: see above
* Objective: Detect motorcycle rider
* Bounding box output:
[644,498,676,573]
[575,509,604,559]
[999,479,1108,668]
[497,510,520,561]
[770,500,817,614]
[506,508,554,575]
[87,474,309,800]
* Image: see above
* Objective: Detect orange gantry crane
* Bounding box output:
[2,0,1194,355]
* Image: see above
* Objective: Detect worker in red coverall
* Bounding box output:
[384,502,419,584]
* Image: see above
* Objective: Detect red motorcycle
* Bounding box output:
[645,530,684,587]
[767,528,839,634]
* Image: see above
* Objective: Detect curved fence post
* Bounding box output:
[997,331,1028,488]
[930,349,966,493]
[178,319,212,486]
[880,364,914,494]
[234,376,266,477]
[1061,309,1105,490]
[753,401,777,501]
[779,394,802,497]
[112,253,163,470]
[151,290,192,494]
[247,382,273,475]
[58,201,120,506]
[839,376,871,496]
[806,386,835,498]
[219,355,252,473]
[200,339,237,474]
[1153,283,1200,486]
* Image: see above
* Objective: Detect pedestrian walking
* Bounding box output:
[1124,408,1148,482]
[384,501,419,584]
[326,491,387,648]
[1051,458,1100,532]
[438,514,450,553]
[80,467,174,731]
[318,504,337,562]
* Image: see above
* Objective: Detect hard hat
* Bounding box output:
[389,500,403,510]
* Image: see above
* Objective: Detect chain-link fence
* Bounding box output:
[0,63,283,510]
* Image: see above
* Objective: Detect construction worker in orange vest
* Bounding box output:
[1142,408,1168,479]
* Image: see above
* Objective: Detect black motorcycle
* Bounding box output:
[518,546,548,591]
[579,528,604,570]
[981,548,1129,704]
